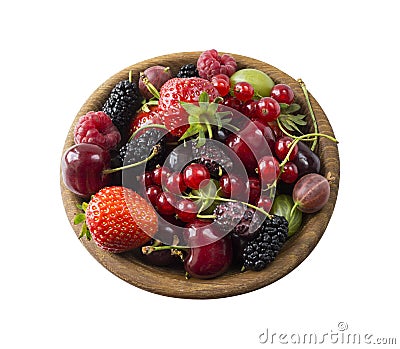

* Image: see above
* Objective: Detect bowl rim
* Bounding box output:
[60,51,340,299]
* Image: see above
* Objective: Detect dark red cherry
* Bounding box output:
[293,141,321,177]
[61,143,110,198]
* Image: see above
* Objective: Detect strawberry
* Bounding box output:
[129,105,163,138]
[158,77,219,137]
[80,186,158,253]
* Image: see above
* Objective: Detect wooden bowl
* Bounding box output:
[60,52,340,299]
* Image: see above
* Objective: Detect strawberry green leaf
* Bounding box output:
[181,102,202,115]
[74,213,86,225]
[198,91,209,103]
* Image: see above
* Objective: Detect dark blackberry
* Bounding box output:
[102,80,142,135]
[213,202,263,239]
[176,64,199,78]
[118,128,166,171]
[191,139,233,177]
[242,215,288,271]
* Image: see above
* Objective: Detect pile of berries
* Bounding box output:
[62,49,337,280]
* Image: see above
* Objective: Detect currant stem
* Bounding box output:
[276,118,316,142]
[128,124,167,142]
[188,195,273,219]
[297,79,319,151]
[196,214,216,219]
[279,132,337,171]
[103,146,159,175]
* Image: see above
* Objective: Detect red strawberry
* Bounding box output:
[129,105,163,137]
[158,77,219,137]
[84,186,158,253]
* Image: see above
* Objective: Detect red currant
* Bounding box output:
[255,97,281,122]
[257,156,280,184]
[270,84,295,104]
[219,174,247,198]
[211,74,230,97]
[274,136,298,161]
[165,171,187,195]
[233,82,254,102]
[151,166,170,186]
[183,163,210,190]
[156,192,176,215]
[176,199,198,223]
[146,185,163,206]
[280,161,298,183]
[257,196,273,212]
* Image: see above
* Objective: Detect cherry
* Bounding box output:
[223,96,242,111]
[241,100,257,118]
[140,244,179,267]
[280,161,299,184]
[257,155,280,185]
[254,97,281,122]
[151,166,170,186]
[183,163,210,190]
[211,74,230,97]
[274,136,298,161]
[176,199,198,223]
[184,221,233,279]
[165,171,187,194]
[248,177,261,205]
[233,81,254,102]
[61,143,110,198]
[156,192,176,215]
[140,171,153,187]
[270,84,295,104]
[252,119,276,151]
[146,185,163,206]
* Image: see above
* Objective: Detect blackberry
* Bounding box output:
[118,128,166,171]
[242,215,288,271]
[176,64,199,78]
[213,202,263,239]
[102,80,142,135]
[191,139,233,177]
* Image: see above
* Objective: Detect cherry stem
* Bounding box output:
[297,78,319,151]
[142,244,189,255]
[103,146,159,175]
[128,124,167,142]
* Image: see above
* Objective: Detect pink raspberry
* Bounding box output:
[74,111,121,150]
[197,49,237,80]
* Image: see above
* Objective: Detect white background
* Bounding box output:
[1,0,399,348]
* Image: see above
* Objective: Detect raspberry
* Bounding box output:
[74,111,121,150]
[197,49,237,80]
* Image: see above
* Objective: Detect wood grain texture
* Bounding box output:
[60,52,340,299]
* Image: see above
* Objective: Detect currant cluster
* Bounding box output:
[62,49,338,281]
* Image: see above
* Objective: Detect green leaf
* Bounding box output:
[285,103,301,114]
[282,121,294,131]
[270,194,302,236]
[181,102,202,115]
[284,119,303,133]
[198,91,209,103]
[74,213,86,225]
[78,223,91,240]
[207,102,219,116]
[179,124,203,141]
